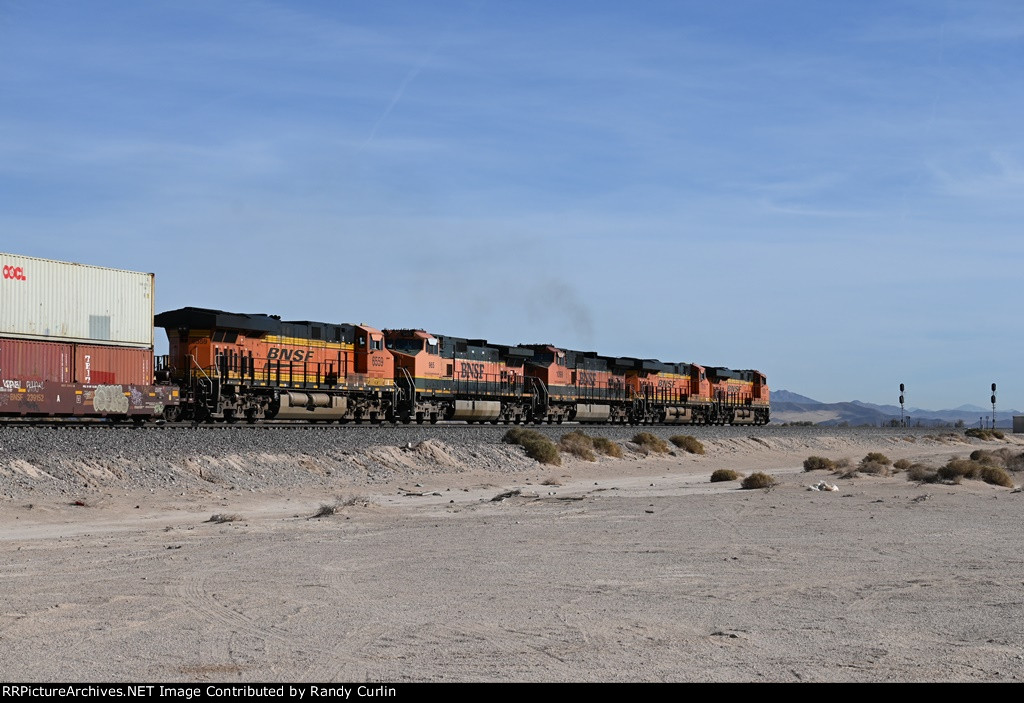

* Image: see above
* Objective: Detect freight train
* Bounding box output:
[0,253,770,425]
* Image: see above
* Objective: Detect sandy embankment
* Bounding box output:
[1,429,1022,682]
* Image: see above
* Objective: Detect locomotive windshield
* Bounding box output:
[387,338,424,354]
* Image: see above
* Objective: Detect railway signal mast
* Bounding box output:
[899,383,906,428]
[991,383,997,430]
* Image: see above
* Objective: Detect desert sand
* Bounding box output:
[1,428,1022,682]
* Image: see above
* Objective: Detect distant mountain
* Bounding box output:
[953,404,988,413]
[771,390,822,404]
[771,390,1019,428]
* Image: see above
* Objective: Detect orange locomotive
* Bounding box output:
[155,308,394,423]
[384,329,533,424]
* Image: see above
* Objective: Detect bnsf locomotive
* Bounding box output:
[153,307,769,426]
[0,252,769,425]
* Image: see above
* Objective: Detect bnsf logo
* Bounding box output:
[459,362,485,380]
[266,348,314,362]
[578,371,596,386]
[2,265,26,281]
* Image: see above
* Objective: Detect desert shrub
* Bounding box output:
[592,436,623,458]
[520,436,561,465]
[670,435,705,455]
[540,477,562,486]
[741,472,777,489]
[862,452,891,466]
[965,428,1005,440]
[313,504,336,518]
[710,469,740,482]
[935,458,1014,487]
[938,458,982,482]
[504,428,561,465]
[858,461,892,477]
[207,513,242,524]
[892,459,912,471]
[559,430,596,462]
[1005,452,1024,472]
[906,464,939,483]
[979,465,1014,488]
[970,448,1014,466]
[832,458,852,470]
[803,456,834,471]
[502,427,540,445]
[632,432,669,454]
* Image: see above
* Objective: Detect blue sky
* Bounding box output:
[1,1,1021,410]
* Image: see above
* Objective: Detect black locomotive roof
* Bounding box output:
[155,307,283,334]
[155,307,355,342]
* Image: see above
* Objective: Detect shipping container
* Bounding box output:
[74,344,152,386]
[0,338,73,384]
[0,252,154,348]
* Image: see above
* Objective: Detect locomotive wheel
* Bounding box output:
[415,412,424,425]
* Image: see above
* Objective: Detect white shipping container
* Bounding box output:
[0,253,154,348]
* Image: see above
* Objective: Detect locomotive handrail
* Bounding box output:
[397,365,415,402]
[189,354,213,384]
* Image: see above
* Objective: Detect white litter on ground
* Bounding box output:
[808,481,839,492]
